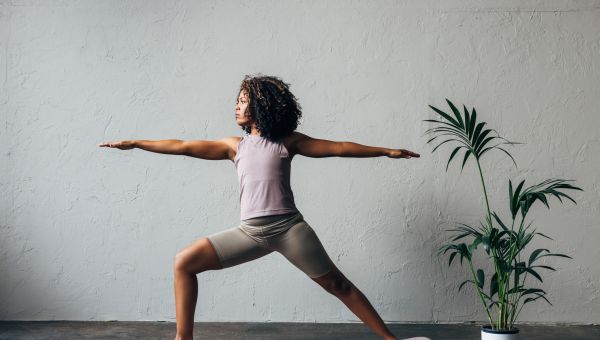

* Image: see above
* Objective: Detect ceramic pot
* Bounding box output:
[481,325,520,340]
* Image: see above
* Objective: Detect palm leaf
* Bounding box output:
[424,99,520,172]
[509,178,583,220]
[427,105,460,127]
[445,98,465,129]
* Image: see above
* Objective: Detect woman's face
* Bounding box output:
[235,90,252,126]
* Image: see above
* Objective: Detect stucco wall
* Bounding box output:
[1,0,599,323]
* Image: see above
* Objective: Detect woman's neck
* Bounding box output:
[250,126,262,136]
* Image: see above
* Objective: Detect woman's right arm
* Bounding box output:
[98,138,237,160]
[134,140,184,154]
[98,139,184,154]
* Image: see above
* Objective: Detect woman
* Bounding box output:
[99,74,426,340]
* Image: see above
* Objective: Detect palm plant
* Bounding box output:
[424,99,583,331]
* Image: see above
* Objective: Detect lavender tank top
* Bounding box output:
[233,133,299,220]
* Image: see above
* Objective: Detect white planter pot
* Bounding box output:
[481,325,520,340]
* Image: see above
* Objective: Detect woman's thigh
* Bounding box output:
[268,220,335,279]
[206,225,274,269]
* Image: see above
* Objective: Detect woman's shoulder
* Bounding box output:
[219,136,243,162]
[281,131,307,154]
[223,136,243,147]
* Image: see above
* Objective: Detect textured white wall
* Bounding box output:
[1,0,599,324]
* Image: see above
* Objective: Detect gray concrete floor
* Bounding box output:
[1,321,599,339]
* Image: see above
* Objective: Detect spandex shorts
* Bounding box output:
[206,211,335,278]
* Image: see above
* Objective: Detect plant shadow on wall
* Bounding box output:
[423,99,583,338]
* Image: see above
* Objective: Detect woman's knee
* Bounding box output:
[173,251,192,273]
[174,237,223,274]
[313,267,354,295]
[328,276,354,295]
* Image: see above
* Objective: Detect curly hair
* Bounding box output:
[237,74,303,142]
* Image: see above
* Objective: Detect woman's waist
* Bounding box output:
[241,211,302,227]
[239,211,304,238]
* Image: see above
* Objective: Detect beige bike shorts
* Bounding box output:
[206,211,335,278]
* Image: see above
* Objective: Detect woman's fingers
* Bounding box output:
[98,141,133,150]
[98,142,118,147]
[388,149,420,159]
[402,149,420,158]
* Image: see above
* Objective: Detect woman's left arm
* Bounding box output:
[291,132,420,159]
[341,141,419,159]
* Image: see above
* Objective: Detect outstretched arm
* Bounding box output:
[98,137,238,160]
[290,132,420,159]
[98,139,183,154]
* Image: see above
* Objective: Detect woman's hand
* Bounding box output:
[98,140,135,150]
[386,148,420,159]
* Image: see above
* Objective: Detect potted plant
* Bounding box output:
[423,99,583,339]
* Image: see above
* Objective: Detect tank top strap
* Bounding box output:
[278,140,291,158]
[237,135,244,150]
[234,135,247,161]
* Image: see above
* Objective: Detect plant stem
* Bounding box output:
[508,217,527,328]
[475,158,493,232]
[475,156,498,328]
[468,260,494,327]
[492,248,504,329]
